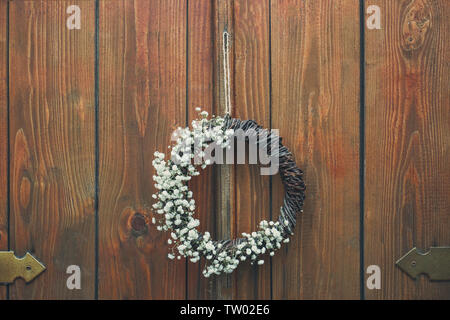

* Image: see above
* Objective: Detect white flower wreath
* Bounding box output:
[151,110,291,277]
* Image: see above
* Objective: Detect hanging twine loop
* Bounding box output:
[223,30,232,116]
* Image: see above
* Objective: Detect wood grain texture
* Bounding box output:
[186,0,216,299]
[0,0,7,300]
[212,0,236,300]
[98,0,187,299]
[271,0,361,299]
[3,0,447,300]
[233,0,271,299]
[364,0,450,299]
[9,0,96,299]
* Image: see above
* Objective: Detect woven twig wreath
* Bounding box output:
[151,111,305,277]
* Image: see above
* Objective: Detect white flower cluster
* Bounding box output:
[151,110,291,277]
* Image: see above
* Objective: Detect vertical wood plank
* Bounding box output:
[271,0,361,299]
[0,0,7,300]
[233,0,271,299]
[186,0,215,299]
[212,0,235,300]
[98,0,187,299]
[365,0,450,299]
[9,0,96,299]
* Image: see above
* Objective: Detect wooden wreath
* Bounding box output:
[151,111,305,277]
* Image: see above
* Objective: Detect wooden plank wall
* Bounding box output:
[186,0,215,299]
[364,0,450,299]
[0,0,7,300]
[8,1,96,299]
[98,0,187,299]
[271,0,361,299]
[233,0,271,300]
[209,0,235,299]
[0,0,448,300]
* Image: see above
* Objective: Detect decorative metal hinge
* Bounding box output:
[0,251,46,284]
[396,247,450,281]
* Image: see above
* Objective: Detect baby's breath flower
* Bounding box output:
[151,111,292,277]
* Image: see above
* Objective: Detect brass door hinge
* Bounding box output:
[0,251,46,284]
[396,247,450,281]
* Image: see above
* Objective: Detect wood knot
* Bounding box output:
[401,0,431,51]
[19,176,31,208]
[130,213,148,236]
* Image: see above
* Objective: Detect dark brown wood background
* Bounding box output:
[0,0,448,300]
